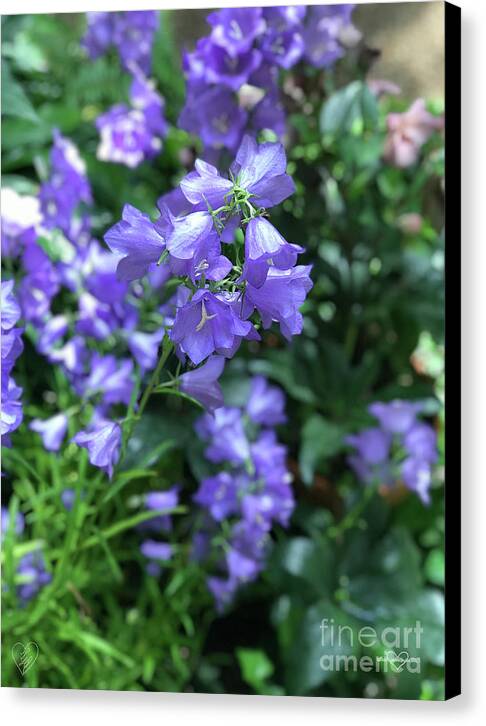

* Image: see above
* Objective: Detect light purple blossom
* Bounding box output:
[83,11,159,75]
[194,472,242,522]
[170,289,257,366]
[104,204,166,281]
[61,488,77,511]
[242,265,313,339]
[96,71,167,168]
[368,400,422,434]
[128,330,164,372]
[17,551,51,602]
[246,375,287,426]
[140,540,173,561]
[1,281,24,445]
[72,420,121,479]
[196,407,250,465]
[207,8,265,56]
[347,399,439,504]
[230,135,296,208]
[193,384,293,609]
[1,507,25,540]
[180,355,225,412]
[30,413,68,452]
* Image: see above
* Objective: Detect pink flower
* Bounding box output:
[384,99,443,168]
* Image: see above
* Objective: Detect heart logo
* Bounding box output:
[385,649,410,673]
[12,641,39,675]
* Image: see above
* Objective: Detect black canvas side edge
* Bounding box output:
[444,0,461,702]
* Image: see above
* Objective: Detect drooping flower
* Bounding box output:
[242,216,303,287]
[403,421,438,463]
[242,265,313,339]
[72,420,121,479]
[180,355,225,412]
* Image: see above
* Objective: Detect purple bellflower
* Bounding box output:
[72,420,121,479]
[346,399,439,504]
[30,413,68,452]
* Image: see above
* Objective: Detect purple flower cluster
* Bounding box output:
[16,551,52,603]
[82,10,159,75]
[39,129,92,241]
[1,133,173,476]
[1,281,24,446]
[179,5,360,157]
[96,68,168,168]
[192,376,292,610]
[83,11,167,168]
[1,508,51,604]
[105,135,312,381]
[346,400,439,504]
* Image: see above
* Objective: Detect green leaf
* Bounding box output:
[236,648,280,694]
[320,81,378,137]
[37,229,75,263]
[1,61,39,122]
[271,536,334,596]
[284,600,359,694]
[341,528,423,620]
[424,548,445,586]
[299,414,345,484]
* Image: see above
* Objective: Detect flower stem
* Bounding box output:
[118,334,173,467]
[137,334,174,419]
[328,483,377,539]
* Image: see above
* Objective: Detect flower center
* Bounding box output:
[195,299,217,332]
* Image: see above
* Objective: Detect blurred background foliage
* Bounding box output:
[2,6,444,700]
